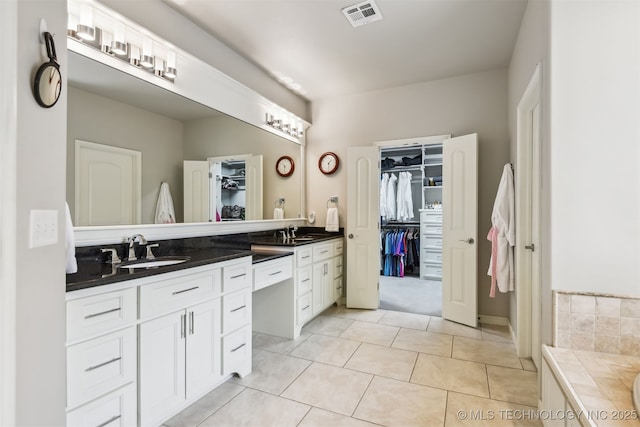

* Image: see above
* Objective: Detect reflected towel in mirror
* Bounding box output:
[274,207,284,219]
[155,182,176,224]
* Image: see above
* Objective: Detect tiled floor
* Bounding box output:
[164,305,541,427]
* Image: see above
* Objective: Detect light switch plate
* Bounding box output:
[29,209,58,248]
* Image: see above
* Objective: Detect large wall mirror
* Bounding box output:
[66,50,303,226]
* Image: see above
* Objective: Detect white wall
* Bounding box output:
[14,1,67,424]
[550,0,640,297]
[67,87,185,223]
[507,0,551,340]
[307,69,512,319]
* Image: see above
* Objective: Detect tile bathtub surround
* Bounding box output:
[554,291,640,356]
[164,307,541,427]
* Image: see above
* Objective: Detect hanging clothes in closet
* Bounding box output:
[380,227,420,277]
[380,172,414,221]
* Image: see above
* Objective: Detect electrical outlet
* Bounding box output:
[29,209,58,248]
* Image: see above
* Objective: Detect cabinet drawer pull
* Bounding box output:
[302,305,310,311]
[230,273,246,279]
[301,278,310,283]
[301,255,310,259]
[85,357,121,372]
[230,305,246,313]
[96,415,121,427]
[320,250,329,254]
[84,307,121,319]
[189,311,194,335]
[181,314,186,339]
[268,270,283,276]
[231,343,246,352]
[172,286,199,295]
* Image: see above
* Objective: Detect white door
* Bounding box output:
[442,134,478,327]
[245,155,263,220]
[516,64,542,367]
[186,299,221,399]
[346,146,380,309]
[183,160,209,222]
[75,140,141,226]
[139,312,186,427]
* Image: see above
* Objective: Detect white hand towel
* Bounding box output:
[65,202,78,274]
[155,182,176,224]
[325,207,339,232]
[273,207,284,219]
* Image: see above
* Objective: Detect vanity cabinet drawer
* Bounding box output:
[67,327,136,409]
[222,290,251,335]
[253,257,293,292]
[334,240,344,256]
[139,269,221,319]
[223,260,252,293]
[222,325,252,376]
[312,243,334,262]
[66,382,136,427]
[334,256,343,278]
[296,247,313,267]
[67,288,136,343]
[297,293,313,325]
[297,266,312,295]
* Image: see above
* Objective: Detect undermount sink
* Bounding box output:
[634,373,640,414]
[118,256,191,269]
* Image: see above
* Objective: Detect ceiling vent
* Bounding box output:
[342,0,383,28]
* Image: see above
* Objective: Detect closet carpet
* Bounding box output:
[379,275,442,317]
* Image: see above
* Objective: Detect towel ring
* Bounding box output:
[327,196,338,208]
[275,198,285,208]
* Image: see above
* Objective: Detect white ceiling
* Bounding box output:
[163,0,528,102]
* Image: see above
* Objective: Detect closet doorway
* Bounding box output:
[346,134,479,327]
[379,140,443,316]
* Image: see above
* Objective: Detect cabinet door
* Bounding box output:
[139,311,186,427]
[312,262,326,316]
[186,299,221,400]
[323,259,335,309]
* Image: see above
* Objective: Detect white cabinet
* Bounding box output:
[252,237,344,338]
[420,209,443,280]
[66,287,138,424]
[138,257,251,426]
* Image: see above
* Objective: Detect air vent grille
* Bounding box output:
[342,0,383,28]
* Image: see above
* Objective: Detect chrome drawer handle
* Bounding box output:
[84,307,121,319]
[172,286,199,295]
[230,273,246,279]
[85,357,121,372]
[301,255,310,259]
[268,270,283,276]
[302,305,310,311]
[231,305,246,313]
[231,343,246,352]
[96,415,121,427]
[320,250,329,254]
[301,278,310,283]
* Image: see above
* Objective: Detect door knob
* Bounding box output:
[348,234,354,239]
[525,243,535,251]
[459,238,474,244]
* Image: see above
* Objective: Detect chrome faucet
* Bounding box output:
[288,224,298,239]
[127,234,147,261]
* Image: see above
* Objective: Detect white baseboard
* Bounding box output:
[478,315,509,326]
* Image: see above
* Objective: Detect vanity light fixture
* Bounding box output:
[76,3,95,41]
[68,0,178,83]
[265,111,305,139]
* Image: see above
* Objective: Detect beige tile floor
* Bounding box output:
[164,305,541,427]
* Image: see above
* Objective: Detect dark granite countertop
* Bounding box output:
[66,228,342,293]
